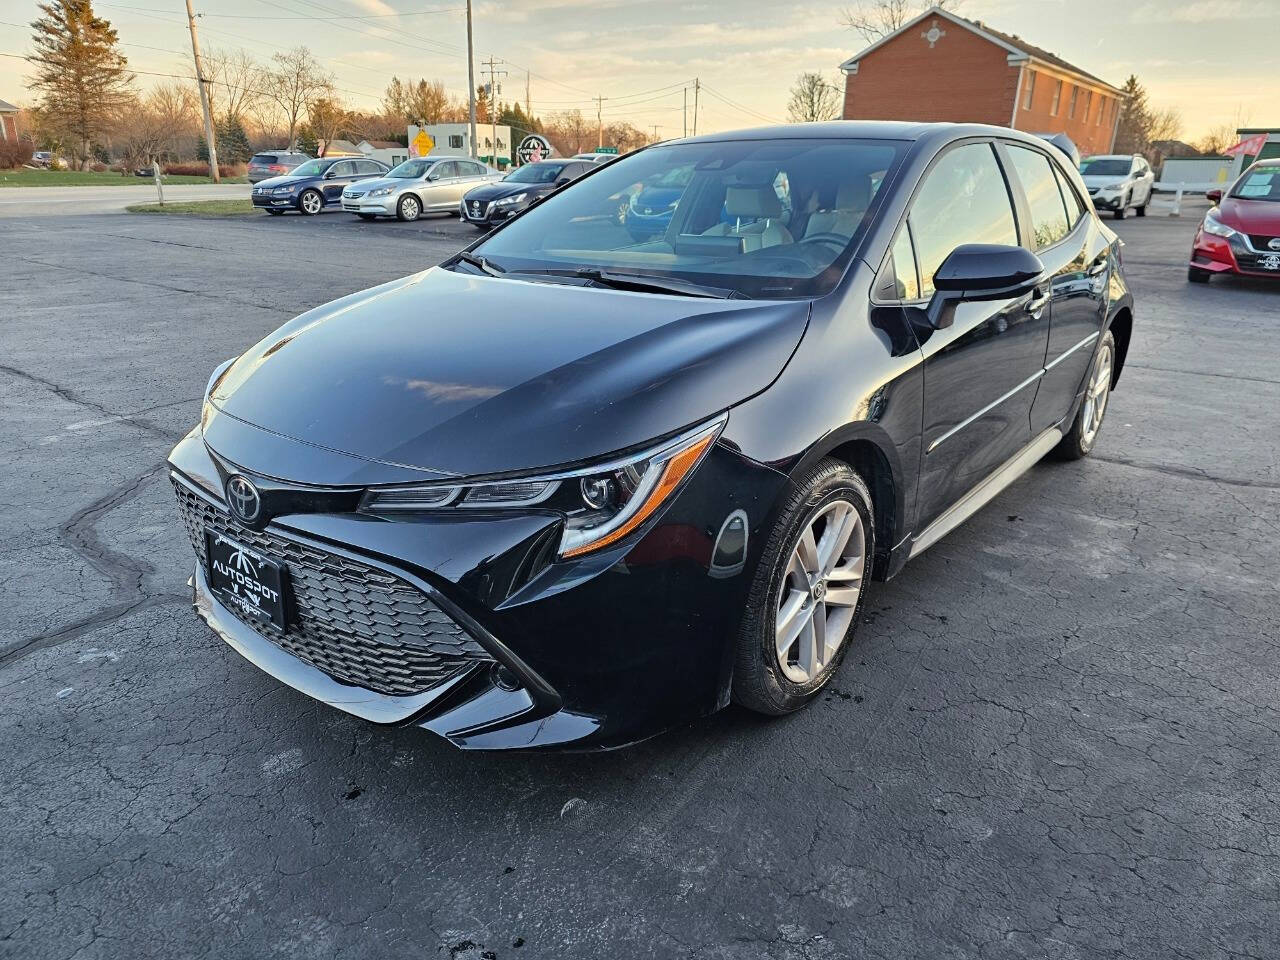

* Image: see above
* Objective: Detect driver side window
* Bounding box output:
[908,143,1018,298]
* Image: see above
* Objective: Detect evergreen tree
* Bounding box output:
[217,112,252,164]
[1113,75,1151,155]
[27,0,135,169]
[296,125,319,157]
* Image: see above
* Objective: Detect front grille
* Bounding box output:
[468,201,488,219]
[344,190,366,200]
[173,477,492,696]
[1248,234,1279,252]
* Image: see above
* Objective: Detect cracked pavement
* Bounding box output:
[2,203,1278,959]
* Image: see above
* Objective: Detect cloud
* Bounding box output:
[348,0,398,14]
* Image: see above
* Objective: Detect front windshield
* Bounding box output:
[290,159,333,178]
[505,163,567,184]
[1230,167,1280,202]
[387,159,436,179]
[473,138,905,299]
[1079,158,1130,176]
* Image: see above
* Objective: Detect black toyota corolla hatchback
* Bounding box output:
[171,122,1133,750]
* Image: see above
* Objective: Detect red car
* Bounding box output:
[1189,159,1280,283]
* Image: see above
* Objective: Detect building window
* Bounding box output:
[1050,79,1062,116]
[448,134,463,149]
[1068,85,1078,119]
[1022,70,1036,110]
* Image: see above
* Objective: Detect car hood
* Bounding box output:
[207,267,810,482]
[1080,174,1128,188]
[1218,197,1280,234]
[253,173,315,189]
[344,176,406,194]
[633,186,682,207]
[465,180,548,202]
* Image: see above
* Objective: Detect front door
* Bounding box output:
[321,160,357,205]
[422,161,462,210]
[910,141,1052,531]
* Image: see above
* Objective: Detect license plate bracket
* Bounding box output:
[205,529,289,630]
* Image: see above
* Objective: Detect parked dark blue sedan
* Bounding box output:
[251,156,389,215]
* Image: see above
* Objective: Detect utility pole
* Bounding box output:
[525,70,531,120]
[481,57,507,167]
[592,94,606,149]
[465,0,477,159]
[651,124,661,141]
[692,78,700,137]
[683,86,687,138]
[184,0,219,183]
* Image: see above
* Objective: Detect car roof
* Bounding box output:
[673,120,1067,150]
[1083,154,1133,160]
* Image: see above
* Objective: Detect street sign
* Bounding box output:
[410,130,434,157]
[517,134,553,165]
[594,146,619,155]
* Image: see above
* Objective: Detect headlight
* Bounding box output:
[1105,182,1126,190]
[272,185,295,194]
[360,415,726,558]
[369,187,393,197]
[1202,208,1238,239]
[494,193,527,206]
[201,357,238,432]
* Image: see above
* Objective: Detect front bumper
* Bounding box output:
[1089,188,1125,210]
[169,423,787,749]
[1191,228,1280,278]
[251,191,297,209]
[342,195,395,215]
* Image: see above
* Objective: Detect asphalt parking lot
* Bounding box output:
[3,199,1279,960]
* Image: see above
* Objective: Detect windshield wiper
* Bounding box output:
[569,268,742,299]
[453,251,505,277]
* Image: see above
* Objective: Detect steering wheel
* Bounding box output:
[800,232,849,250]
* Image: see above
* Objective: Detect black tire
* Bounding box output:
[1188,266,1211,283]
[297,189,323,216]
[1135,190,1149,216]
[732,459,875,716]
[396,194,421,222]
[1113,195,1127,220]
[1053,329,1116,460]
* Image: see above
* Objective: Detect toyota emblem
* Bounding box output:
[1268,237,1280,252]
[225,475,261,524]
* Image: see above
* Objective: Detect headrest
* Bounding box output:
[725,185,782,219]
[834,179,869,210]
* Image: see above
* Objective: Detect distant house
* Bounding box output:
[0,99,18,142]
[318,138,361,157]
[357,139,410,168]
[839,5,1124,156]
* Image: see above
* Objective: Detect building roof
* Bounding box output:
[0,99,18,113]
[361,140,402,149]
[839,5,1124,97]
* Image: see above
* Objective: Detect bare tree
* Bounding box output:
[841,0,960,44]
[788,72,841,123]
[26,0,135,168]
[545,109,589,155]
[202,47,263,124]
[1195,123,1236,156]
[1147,107,1182,147]
[265,47,331,150]
[146,81,199,160]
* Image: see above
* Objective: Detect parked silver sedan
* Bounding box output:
[342,157,503,221]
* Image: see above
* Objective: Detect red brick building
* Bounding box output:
[0,99,18,143]
[839,6,1124,157]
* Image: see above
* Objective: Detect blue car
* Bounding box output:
[251,156,389,216]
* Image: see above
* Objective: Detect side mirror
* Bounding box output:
[427,171,442,181]
[1205,188,1222,204]
[927,243,1044,330]
[323,169,338,179]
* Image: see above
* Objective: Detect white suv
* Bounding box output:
[1079,154,1155,219]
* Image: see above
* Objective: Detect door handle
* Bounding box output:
[1026,287,1050,316]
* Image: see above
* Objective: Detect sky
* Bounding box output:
[0,0,1276,144]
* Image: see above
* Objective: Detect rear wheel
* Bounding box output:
[1188,266,1211,283]
[298,189,323,216]
[1054,330,1115,460]
[396,194,421,222]
[733,460,874,715]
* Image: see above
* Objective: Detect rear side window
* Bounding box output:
[1053,164,1086,227]
[252,154,277,164]
[1006,144,1070,251]
[909,142,1018,298]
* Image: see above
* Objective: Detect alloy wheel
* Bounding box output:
[1080,340,1113,448]
[775,499,866,684]
[300,191,322,215]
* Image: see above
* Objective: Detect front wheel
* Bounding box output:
[1054,329,1115,460]
[396,194,421,222]
[733,460,874,715]
[1135,189,1149,216]
[298,189,323,216]
[1113,196,1127,220]
[1188,266,1211,283]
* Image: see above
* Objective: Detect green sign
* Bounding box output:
[594,146,619,155]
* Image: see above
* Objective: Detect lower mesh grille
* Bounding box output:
[173,476,492,696]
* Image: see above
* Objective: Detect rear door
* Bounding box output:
[1006,147,1110,431]
[911,141,1052,531]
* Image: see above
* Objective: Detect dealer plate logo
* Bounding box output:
[225,475,261,524]
[1259,254,1280,271]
